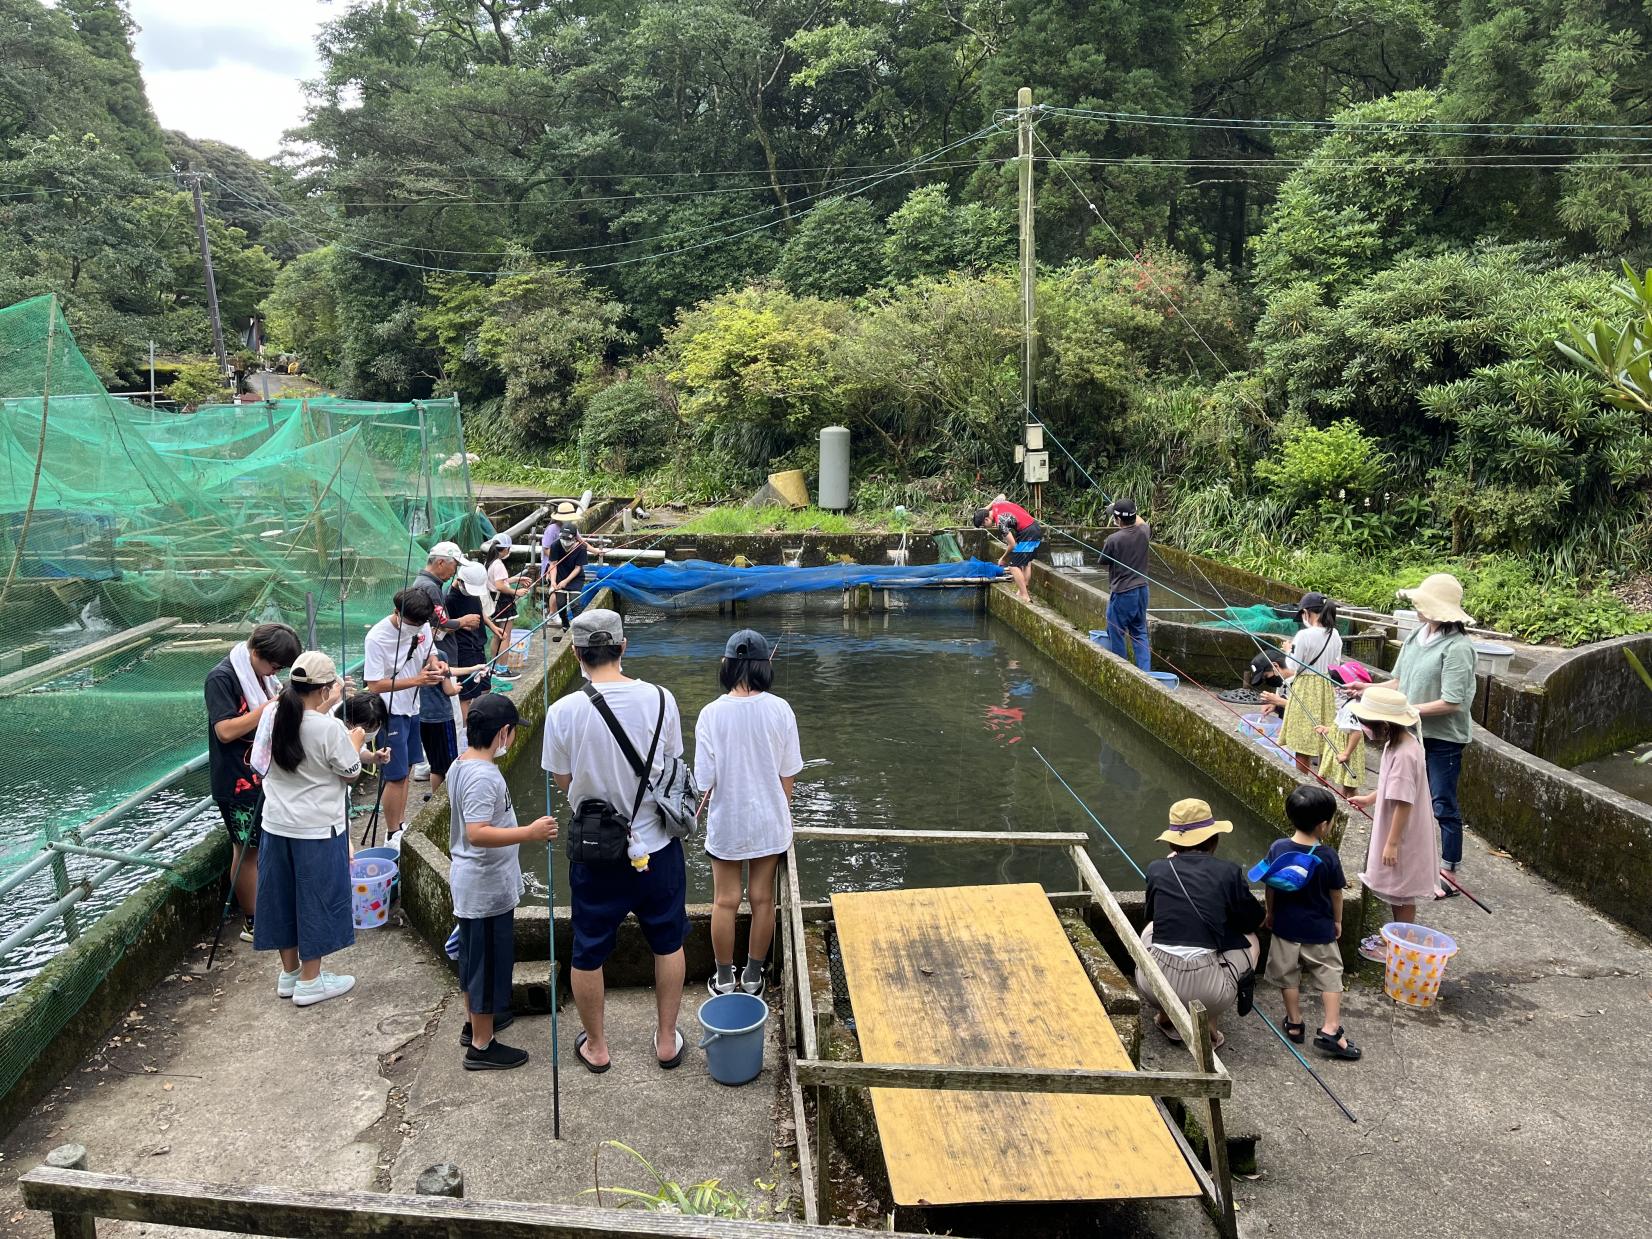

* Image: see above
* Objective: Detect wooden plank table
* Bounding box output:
[832,882,1199,1207]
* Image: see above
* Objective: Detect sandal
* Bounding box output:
[1358,934,1387,964]
[1283,1019,1306,1045]
[1153,1014,1183,1044]
[574,1031,611,1074]
[1435,882,1460,899]
[656,1028,685,1070]
[1313,1026,1362,1060]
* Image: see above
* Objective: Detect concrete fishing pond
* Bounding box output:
[503,601,1276,903]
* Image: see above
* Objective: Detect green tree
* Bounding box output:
[165,359,227,408]
[262,247,345,381]
[57,0,167,173]
[776,197,885,297]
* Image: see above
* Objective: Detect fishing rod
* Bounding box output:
[1254,1008,1359,1123]
[1439,868,1492,914]
[1031,744,1360,1123]
[541,623,563,1139]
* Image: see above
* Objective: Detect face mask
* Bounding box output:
[363,729,381,747]
[494,729,514,758]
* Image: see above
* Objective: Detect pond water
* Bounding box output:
[1572,741,1652,808]
[504,598,1278,904]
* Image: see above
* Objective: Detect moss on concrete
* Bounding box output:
[0,833,226,1136]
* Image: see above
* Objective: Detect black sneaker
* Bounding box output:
[464,1039,529,1071]
[459,1012,515,1047]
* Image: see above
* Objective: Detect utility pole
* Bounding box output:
[187,172,231,385]
[1017,86,1041,517]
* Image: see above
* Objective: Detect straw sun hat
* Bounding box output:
[1156,798,1234,847]
[1402,573,1473,625]
[1349,685,1421,728]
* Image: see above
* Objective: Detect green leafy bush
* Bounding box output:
[578,375,676,474]
[164,359,226,408]
[776,197,885,298]
[1255,418,1387,509]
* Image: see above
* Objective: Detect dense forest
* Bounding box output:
[5,0,1652,639]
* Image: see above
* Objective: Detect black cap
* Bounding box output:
[1112,497,1138,519]
[466,692,519,734]
[1299,591,1328,612]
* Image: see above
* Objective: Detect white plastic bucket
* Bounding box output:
[1381,922,1457,1009]
[351,857,397,930]
[1392,609,1420,637]
[1473,642,1515,676]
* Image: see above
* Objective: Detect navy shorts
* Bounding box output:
[569,838,690,971]
[458,910,515,1017]
[382,713,425,782]
[420,719,458,780]
[253,829,355,961]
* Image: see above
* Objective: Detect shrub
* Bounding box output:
[578,376,675,474]
[1254,418,1387,509]
[165,359,226,408]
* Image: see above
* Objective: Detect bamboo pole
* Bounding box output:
[0,297,59,610]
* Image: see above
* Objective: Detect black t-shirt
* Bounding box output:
[445,587,489,669]
[204,656,262,807]
[1103,520,1151,593]
[1262,838,1345,945]
[549,541,588,585]
[1144,850,1264,952]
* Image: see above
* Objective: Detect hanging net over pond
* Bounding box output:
[1199,604,1301,637]
[587,558,1003,611]
[0,293,490,920]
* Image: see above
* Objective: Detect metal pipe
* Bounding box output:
[0,797,213,965]
[45,841,176,871]
[78,753,210,843]
[499,504,549,543]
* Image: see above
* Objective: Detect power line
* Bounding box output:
[211,123,1011,278]
[1024,104,1652,144]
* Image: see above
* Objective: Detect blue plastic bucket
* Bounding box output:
[1146,670,1179,689]
[696,993,769,1086]
[356,847,400,901]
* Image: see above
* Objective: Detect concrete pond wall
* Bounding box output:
[0,831,226,1136]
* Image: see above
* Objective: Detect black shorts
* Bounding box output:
[492,594,517,623]
[1006,523,1043,568]
[217,797,263,849]
[420,719,458,780]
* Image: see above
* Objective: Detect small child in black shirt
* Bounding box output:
[1258,785,1360,1060]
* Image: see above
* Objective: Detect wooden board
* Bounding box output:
[0,616,180,698]
[832,883,1199,1207]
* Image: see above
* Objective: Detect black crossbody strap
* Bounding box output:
[582,682,666,824]
[1168,859,1225,954]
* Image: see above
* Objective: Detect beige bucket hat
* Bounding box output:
[1402,573,1473,625]
[1349,685,1421,728]
[1156,798,1234,847]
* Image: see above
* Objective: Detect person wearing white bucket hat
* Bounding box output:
[1347,686,1443,963]
[1349,572,1477,891]
[256,651,368,1007]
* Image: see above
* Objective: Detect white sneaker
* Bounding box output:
[291,972,356,1007]
[276,968,301,999]
[411,761,431,782]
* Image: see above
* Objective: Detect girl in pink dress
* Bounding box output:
[1348,686,1442,962]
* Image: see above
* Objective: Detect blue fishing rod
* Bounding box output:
[1032,746,1359,1123]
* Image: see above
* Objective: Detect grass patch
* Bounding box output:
[676,507,863,535]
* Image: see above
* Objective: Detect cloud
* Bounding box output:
[128,0,333,158]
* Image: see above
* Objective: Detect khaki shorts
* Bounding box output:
[1264,937,1344,993]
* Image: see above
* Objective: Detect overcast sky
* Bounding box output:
[128,0,334,159]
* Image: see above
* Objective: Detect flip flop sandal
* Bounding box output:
[574,1031,611,1074]
[657,1028,685,1070]
[1283,1019,1306,1044]
[1154,1014,1183,1044]
[1436,883,1460,899]
[1314,1026,1362,1060]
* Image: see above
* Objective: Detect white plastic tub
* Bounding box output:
[1393,608,1421,637]
[1473,641,1515,676]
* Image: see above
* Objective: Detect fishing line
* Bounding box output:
[542,621,563,1139]
[1029,745,1144,879]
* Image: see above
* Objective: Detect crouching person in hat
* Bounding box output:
[255,652,368,1007]
[1137,799,1264,1049]
[543,609,689,1072]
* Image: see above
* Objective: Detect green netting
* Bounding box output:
[1200,604,1302,637]
[0,293,486,904]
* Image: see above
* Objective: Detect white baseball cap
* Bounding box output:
[428,540,468,563]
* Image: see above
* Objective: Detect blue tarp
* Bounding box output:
[586,557,1004,611]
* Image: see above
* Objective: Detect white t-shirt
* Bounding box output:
[260,711,361,839]
[1290,626,1342,676]
[694,692,804,861]
[543,679,683,855]
[364,615,434,717]
[487,559,511,595]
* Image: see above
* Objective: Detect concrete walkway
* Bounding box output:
[0,921,791,1236]
[1141,830,1652,1238]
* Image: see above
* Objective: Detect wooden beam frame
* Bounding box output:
[0,617,180,698]
[18,1166,940,1239]
[793,1059,1229,1100]
[791,827,1087,847]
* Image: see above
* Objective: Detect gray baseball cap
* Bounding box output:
[570,608,624,648]
[723,628,772,660]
